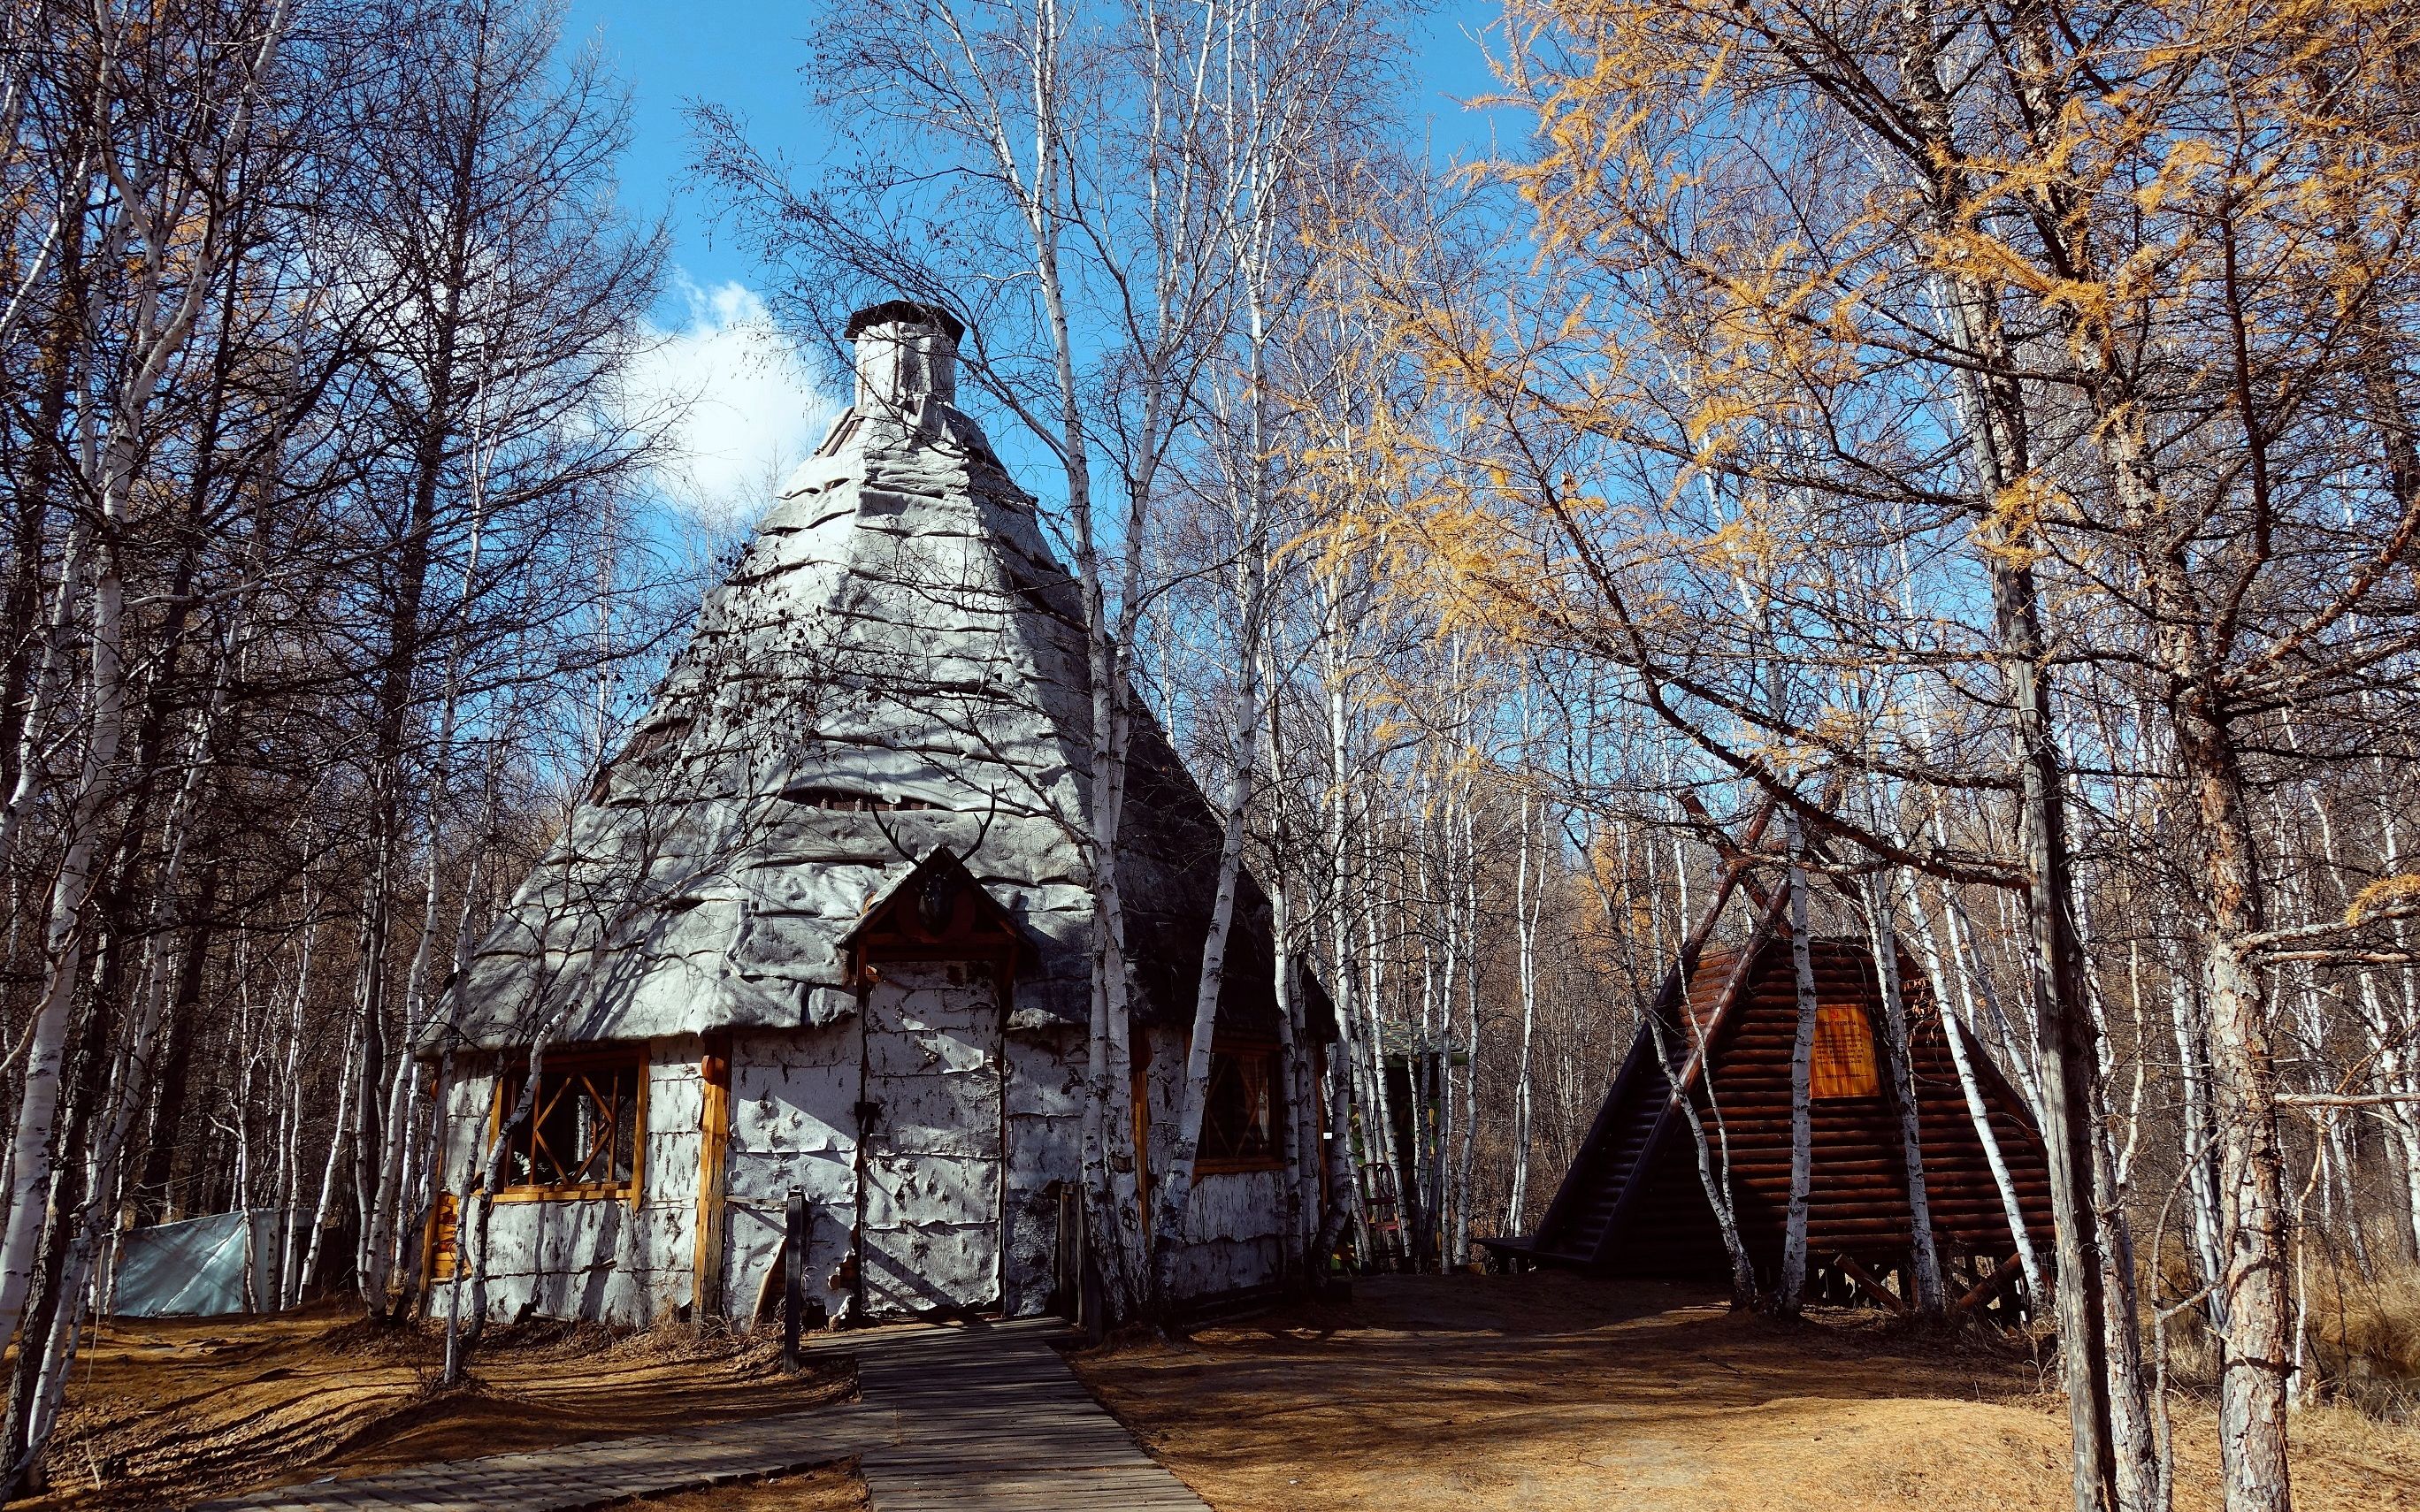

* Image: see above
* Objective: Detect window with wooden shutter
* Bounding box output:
[1810,1001,1881,1099]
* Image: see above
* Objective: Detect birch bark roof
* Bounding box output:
[426,318,1305,1053]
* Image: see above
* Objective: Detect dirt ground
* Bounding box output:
[26,1278,2417,1511]
[22,1303,853,1510]
[1071,1272,2420,1512]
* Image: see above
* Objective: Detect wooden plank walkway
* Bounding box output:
[196,1317,1208,1512]
[833,1317,1210,1510]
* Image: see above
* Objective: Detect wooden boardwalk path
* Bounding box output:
[196,1317,1208,1512]
[836,1317,1210,1510]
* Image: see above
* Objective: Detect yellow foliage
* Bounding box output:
[1974,474,2065,569]
[1684,394,1760,448]
[1691,516,1773,577]
[2346,874,2420,927]
[1811,707,1864,749]
[1316,0,2420,738]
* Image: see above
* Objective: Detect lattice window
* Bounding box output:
[497,1055,643,1196]
[1811,1000,1881,1099]
[1199,1042,1284,1172]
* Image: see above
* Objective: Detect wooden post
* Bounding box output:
[692,1041,731,1318]
[782,1187,806,1371]
[1077,1181,1103,1340]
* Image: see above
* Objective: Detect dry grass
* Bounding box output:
[22,1303,854,1510]
[2301,1262,2420,1416]
[1070,1272,2420,1512]
[2154,1257,2420,1420]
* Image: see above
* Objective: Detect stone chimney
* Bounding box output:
[844,299,963,415]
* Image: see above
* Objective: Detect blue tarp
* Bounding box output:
[111,1210,288,1317]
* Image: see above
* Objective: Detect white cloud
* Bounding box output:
[627,273,839,533]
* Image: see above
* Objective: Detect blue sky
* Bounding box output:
[577,1,1515,533]
[571,0,1512,295]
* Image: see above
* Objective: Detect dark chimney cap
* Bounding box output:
[844,300,965,343]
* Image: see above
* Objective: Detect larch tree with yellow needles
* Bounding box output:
[1346,2,2420,1510]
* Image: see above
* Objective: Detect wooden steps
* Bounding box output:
[1518,935,1758,1267]
[1528,1059,1669,1263]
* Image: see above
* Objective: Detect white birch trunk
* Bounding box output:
[1582,826,1762,1308]
[0,553,126,1351]
[1451,798,1481,1268]
[272,907,316,1308]
[0,519,95,875]
[2159,934,2227,1302]
[1322,624,1390,1260]
[1865,869,1944,1315]
[2363,769,2420,1261]
[298,1014,359,1305]
[1256,650,1328,1264]
[1904,878,2043,1299]
[1264,801,1321,1268]
[1148,673,1259,1302]
[1507,792,1540,1230]
[1413,885,1432,1257]
[234,966,258,1306]
[1647,1008,1759,1307]
[1779,808,1819,1313]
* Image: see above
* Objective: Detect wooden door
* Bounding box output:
[858,960,1004,1315]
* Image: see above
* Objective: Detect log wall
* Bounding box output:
[1612,939,2053,1281]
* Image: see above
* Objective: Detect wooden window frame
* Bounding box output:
[490,1048,648,1208]
[425,1191,460,1283]
[1195,1035,1288,1175]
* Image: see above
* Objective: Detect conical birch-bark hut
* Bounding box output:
[419,302,1321,1325]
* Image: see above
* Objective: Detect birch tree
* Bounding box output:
[0,0,295,1363]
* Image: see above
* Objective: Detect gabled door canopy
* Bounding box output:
[839,847,1030,988]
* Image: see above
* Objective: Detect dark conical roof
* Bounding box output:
[844,299,965,342]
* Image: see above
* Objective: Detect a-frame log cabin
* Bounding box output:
[1493,806,2054,1317]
